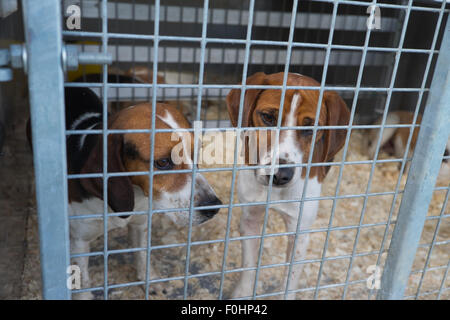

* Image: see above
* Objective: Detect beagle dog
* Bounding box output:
[366,110,449,174]
[226,72,350,299]
[64,87,222,299]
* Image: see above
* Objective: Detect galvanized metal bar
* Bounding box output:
[368,0,448,300]
[415,183,450,298]
[41,0,450,300]
[377,14,450,300]
[21,0,70,299]
[370,4,448,298]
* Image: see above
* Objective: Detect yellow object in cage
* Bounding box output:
[66,41,103,82]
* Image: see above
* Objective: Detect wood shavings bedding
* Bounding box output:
[20,128,449,300]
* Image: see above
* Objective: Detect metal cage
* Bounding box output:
[2,0,449,299]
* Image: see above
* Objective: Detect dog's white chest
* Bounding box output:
[237,169,322,218]
[68,186,149,242]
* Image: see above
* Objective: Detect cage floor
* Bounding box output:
[19,126,449,300]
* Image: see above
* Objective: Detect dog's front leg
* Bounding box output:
[281,214,312,300]
[128,217,166,296]
[70,238,93,300]
[281,202,318,300]
[232,205,265,299]
[127,216,149,282]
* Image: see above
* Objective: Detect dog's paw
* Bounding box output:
[148,282,169,297]
[136,269,170,298]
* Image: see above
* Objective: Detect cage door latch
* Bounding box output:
[0,43,112,82]
[62,44,113,72]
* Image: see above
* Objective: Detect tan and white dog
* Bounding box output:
[365,110,449,175]
[63,87,221,299]
[226,72,350,299]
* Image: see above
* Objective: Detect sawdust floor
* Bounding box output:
[20,126,449,300]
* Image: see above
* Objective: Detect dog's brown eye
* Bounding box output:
[259,112,277,126]
[301,117,314,136]
[154,158,174,170]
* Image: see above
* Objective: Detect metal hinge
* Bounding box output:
[0,43,112,82]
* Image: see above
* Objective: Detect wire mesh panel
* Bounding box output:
[22,0,450,299]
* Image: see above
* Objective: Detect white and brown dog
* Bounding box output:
[226,72,350,299]
[366,110,450,175]
[63,87,222,299]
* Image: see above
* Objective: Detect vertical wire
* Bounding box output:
[368,0,447,299]
[189,6,200,122]
[415,182,450,299]
[309,1,350,300]
[144,0,160,300]
[437,246,450,299]
[147,0,153,110]
[297,1,311,77]
[336,0,400,300]
[340,1,377,300]
[202,7,213,122]
[162,2,168,102]
[282,0,340,300]
[176,7,184,113]
[114,1,119,112]
[360,0,415,299]
[131,0,136,104]
[183,0,209,299]
[217,0,256,300]
[217,7,230,128]
[101,0,109,300]
[252,0,299,300]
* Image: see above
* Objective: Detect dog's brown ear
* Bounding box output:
[126,66,165,84]
[80,134,134,213]
[226,72,267,127]
[314,91,350,180]
[323,91,350,160]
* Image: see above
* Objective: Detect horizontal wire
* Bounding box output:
[64,81,431,92]
[65,123,422,135]
[69,187,450,219]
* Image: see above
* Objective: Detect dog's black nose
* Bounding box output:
[444,149,449,163]
[273,167,294,186]
[198,197,222,218]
